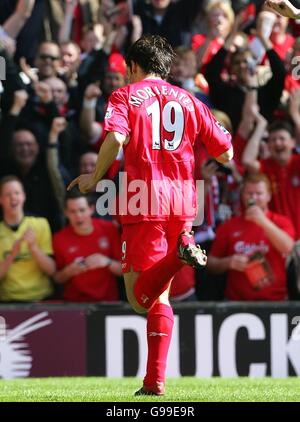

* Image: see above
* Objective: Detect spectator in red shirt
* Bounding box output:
[207,173,295,300]
[192,0,235,71]
[270,13,294,61]
[52,190,122,302]
[242,120,300,239]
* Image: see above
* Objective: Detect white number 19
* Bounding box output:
[146,100,184,151]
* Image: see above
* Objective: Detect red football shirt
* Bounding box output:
[53,219,121,302]
[191,34,223,68]
[210,212,295,300]
[271,34,295,62]
[103,78,232,224]
[260,155,300,238]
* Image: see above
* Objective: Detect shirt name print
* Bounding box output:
[128,85,195,112]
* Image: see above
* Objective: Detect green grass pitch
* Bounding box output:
[0,377,299,402]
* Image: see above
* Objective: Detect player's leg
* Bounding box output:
[133,225,207,310]
[122,223,175,396]
[135,222,198,394]
[124,270,173,396]
[123,270,146,313]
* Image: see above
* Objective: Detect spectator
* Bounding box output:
[80,24,105,57]
[192,0,234,71]
[207,173,295,300]
[0,123,64,232]
[59,41,81,88]
[79,151,98,175]
[135,0,203,48]
[205,11,286,131]
[52,190,122,302]
[242,119,300,239]
[0,0,43,62]
[0,175,55,302]
[80,53,127,143]
[168,46,211,105]
[34,42,61,81]
[269,11,294,61]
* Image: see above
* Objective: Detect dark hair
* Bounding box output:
[0,175,24,194]
[230,47,253,65]
[125,35,175,79]
[268,120,295,138]
[65,188,94,207]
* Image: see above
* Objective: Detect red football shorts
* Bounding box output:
[121,220,192,273]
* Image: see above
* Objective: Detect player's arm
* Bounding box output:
[264,0,300,19]
[68,131,127,193]
[92,131,126,184]
[214,146,233,164]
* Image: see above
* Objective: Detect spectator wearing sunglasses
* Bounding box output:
[34,42,61,81]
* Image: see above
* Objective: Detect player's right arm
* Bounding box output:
[215,146,234,164]
[197,101,233,164]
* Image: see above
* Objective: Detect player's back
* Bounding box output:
[114,79,206,199]
[104,78,231,223]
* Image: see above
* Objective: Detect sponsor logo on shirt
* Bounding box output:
[234,240,269,255]
[68,246,78,254]
[291,175,300,187]
[105,107,113,119]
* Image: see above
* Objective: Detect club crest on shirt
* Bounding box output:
[291,175,300,187]
[216,121,229,135]
[98,237,109,249]
[105,107,113,119]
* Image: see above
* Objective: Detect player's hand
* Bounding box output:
[229,254,249,272]
[264,0,300,19]
[67,173,96,193]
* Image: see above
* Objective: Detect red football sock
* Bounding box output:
[134,248,184,309]
[144,303,174,388]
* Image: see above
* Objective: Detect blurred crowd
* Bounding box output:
[1,0,300,303]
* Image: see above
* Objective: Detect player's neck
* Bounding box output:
[143,75,163,81]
